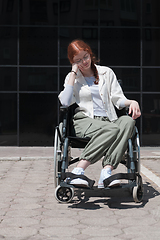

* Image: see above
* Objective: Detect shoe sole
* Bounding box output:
[70,178,89,188]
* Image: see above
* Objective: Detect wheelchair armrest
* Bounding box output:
[125,106,129,114]
[60,105,69,112]
[116,106,129,117]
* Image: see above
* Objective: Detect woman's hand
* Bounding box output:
[72,63,78,74]
[67,63,78,86]
[129,100,141,120]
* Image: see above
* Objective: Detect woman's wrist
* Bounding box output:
[71,70,77,75]
[125,99,134,107]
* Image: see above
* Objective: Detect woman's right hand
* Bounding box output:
[72,63,78,74]
[67,63,78,86]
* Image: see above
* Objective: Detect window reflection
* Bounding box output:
[0,0,18,25]
[19,0,58,25]
[0,67,17,91]
[143,0,160,27]
[143,69,160,92]
[19,94,58,146]
[20,67,57,91]
[0,94,17,146]
[100,28,140,66]
[142,94,160,146]
[112,68,140,91]
[101,0,140,26]
[60,0,98,26]
[0,27,17,65]
[143,29,160,66]
[20,27,57,65]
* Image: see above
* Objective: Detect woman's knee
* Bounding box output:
[119,115,135,128]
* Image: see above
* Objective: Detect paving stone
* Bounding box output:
[0,227,37,238]
[79,216,118,227]
[0,217,39,227]
[41,217,79,226]
[123,226,160,239]
[0,147,160,239]
[82,226,123,237]
[118,215,157,225]
[39,226,80,237]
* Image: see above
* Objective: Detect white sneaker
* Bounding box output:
[69,167,89,187]
[98,168,120,188]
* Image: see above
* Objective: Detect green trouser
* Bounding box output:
[72,112,135,169]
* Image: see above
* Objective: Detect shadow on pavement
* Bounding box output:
[68,181,160,210]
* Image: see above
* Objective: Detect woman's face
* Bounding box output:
[73,51,91,71]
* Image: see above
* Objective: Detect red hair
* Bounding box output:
[67,39,99,83]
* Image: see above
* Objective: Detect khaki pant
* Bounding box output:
[73,112,135,169]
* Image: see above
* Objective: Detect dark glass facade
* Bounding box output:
[0,0,160,146]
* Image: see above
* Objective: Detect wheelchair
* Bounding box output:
[54,102,143,204]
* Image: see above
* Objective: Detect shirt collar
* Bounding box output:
[75,64,107,85]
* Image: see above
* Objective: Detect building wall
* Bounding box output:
[0,0,160,146]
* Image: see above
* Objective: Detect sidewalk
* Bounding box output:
[0,146,160,179]
[0,147,160,240]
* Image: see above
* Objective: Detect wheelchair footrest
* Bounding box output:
[103,172,137,188]
[62,172,95,189]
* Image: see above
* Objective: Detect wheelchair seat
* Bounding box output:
[59,103,91,148]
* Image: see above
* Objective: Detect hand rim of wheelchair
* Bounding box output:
[55,185,74,203]
[54,127,61,188]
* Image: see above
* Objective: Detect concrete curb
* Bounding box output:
[0,156,160,161]
[141,156,160,159]
[0,157,54,161]
[141,164,160,188]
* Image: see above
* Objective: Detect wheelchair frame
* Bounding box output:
[54,104,143,204]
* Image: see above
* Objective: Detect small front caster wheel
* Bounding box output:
[55,186,74,203]
[133,185,143,203]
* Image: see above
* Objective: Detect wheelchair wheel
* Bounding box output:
[133,184,143,203]
[55,185,74,203]
[54,123,62,187]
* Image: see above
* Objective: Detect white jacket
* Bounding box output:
[59,65,128,122]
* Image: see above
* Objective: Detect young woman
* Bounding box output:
[59,39,141,188]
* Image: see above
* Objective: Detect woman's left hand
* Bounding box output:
[129,100,141,120]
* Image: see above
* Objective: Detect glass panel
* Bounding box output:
[143,0,160,27]
[20,67,58,91]
[112,68,140,91]
[19,93,58,146]
[0,67,17,91]
[0,94,17,146]
[60,27,98,65]
[0,0,18,25]
[19,27,58,65]
[143,68,160,92]
[142,94,160,146]
[100,28,140,66]
[19,0,58,25]
[100,0,140,26]
[143,29,160,66]
[60,0,98,26]
[0,27,17,65]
